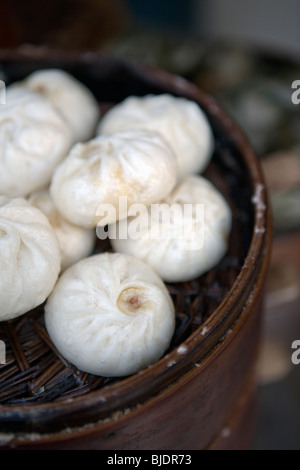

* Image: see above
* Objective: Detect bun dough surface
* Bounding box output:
[0,196,61,321]
[0,86,71,197]
[109,175,232,282]
[45,252,175,377]
[28,189,96,271]
[97,94,214,179]
[50,128,178,228]
[20,69,100,144]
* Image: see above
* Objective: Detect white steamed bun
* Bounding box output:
[19,68,100,144]
[97,93,214,179]
[0,196,61,321]
[0,86,71,198]
[44,252,175,377]
[28,189,96,271]
[108,175,232,283]
[50,128,178,228]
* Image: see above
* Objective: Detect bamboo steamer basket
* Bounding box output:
[0,49,272,450]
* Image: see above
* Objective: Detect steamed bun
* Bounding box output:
[50,128,178,228]
[0,86,71,198]
[28,189,96,271]
[97,94,214,179]
[109,175,232,282]
[0,196,61,321]
[44,252,175,377]
[19,69,100,144]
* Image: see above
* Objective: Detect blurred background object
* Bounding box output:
[0,0,131,49]
[1,0,300,450]
[191,0,300,57]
